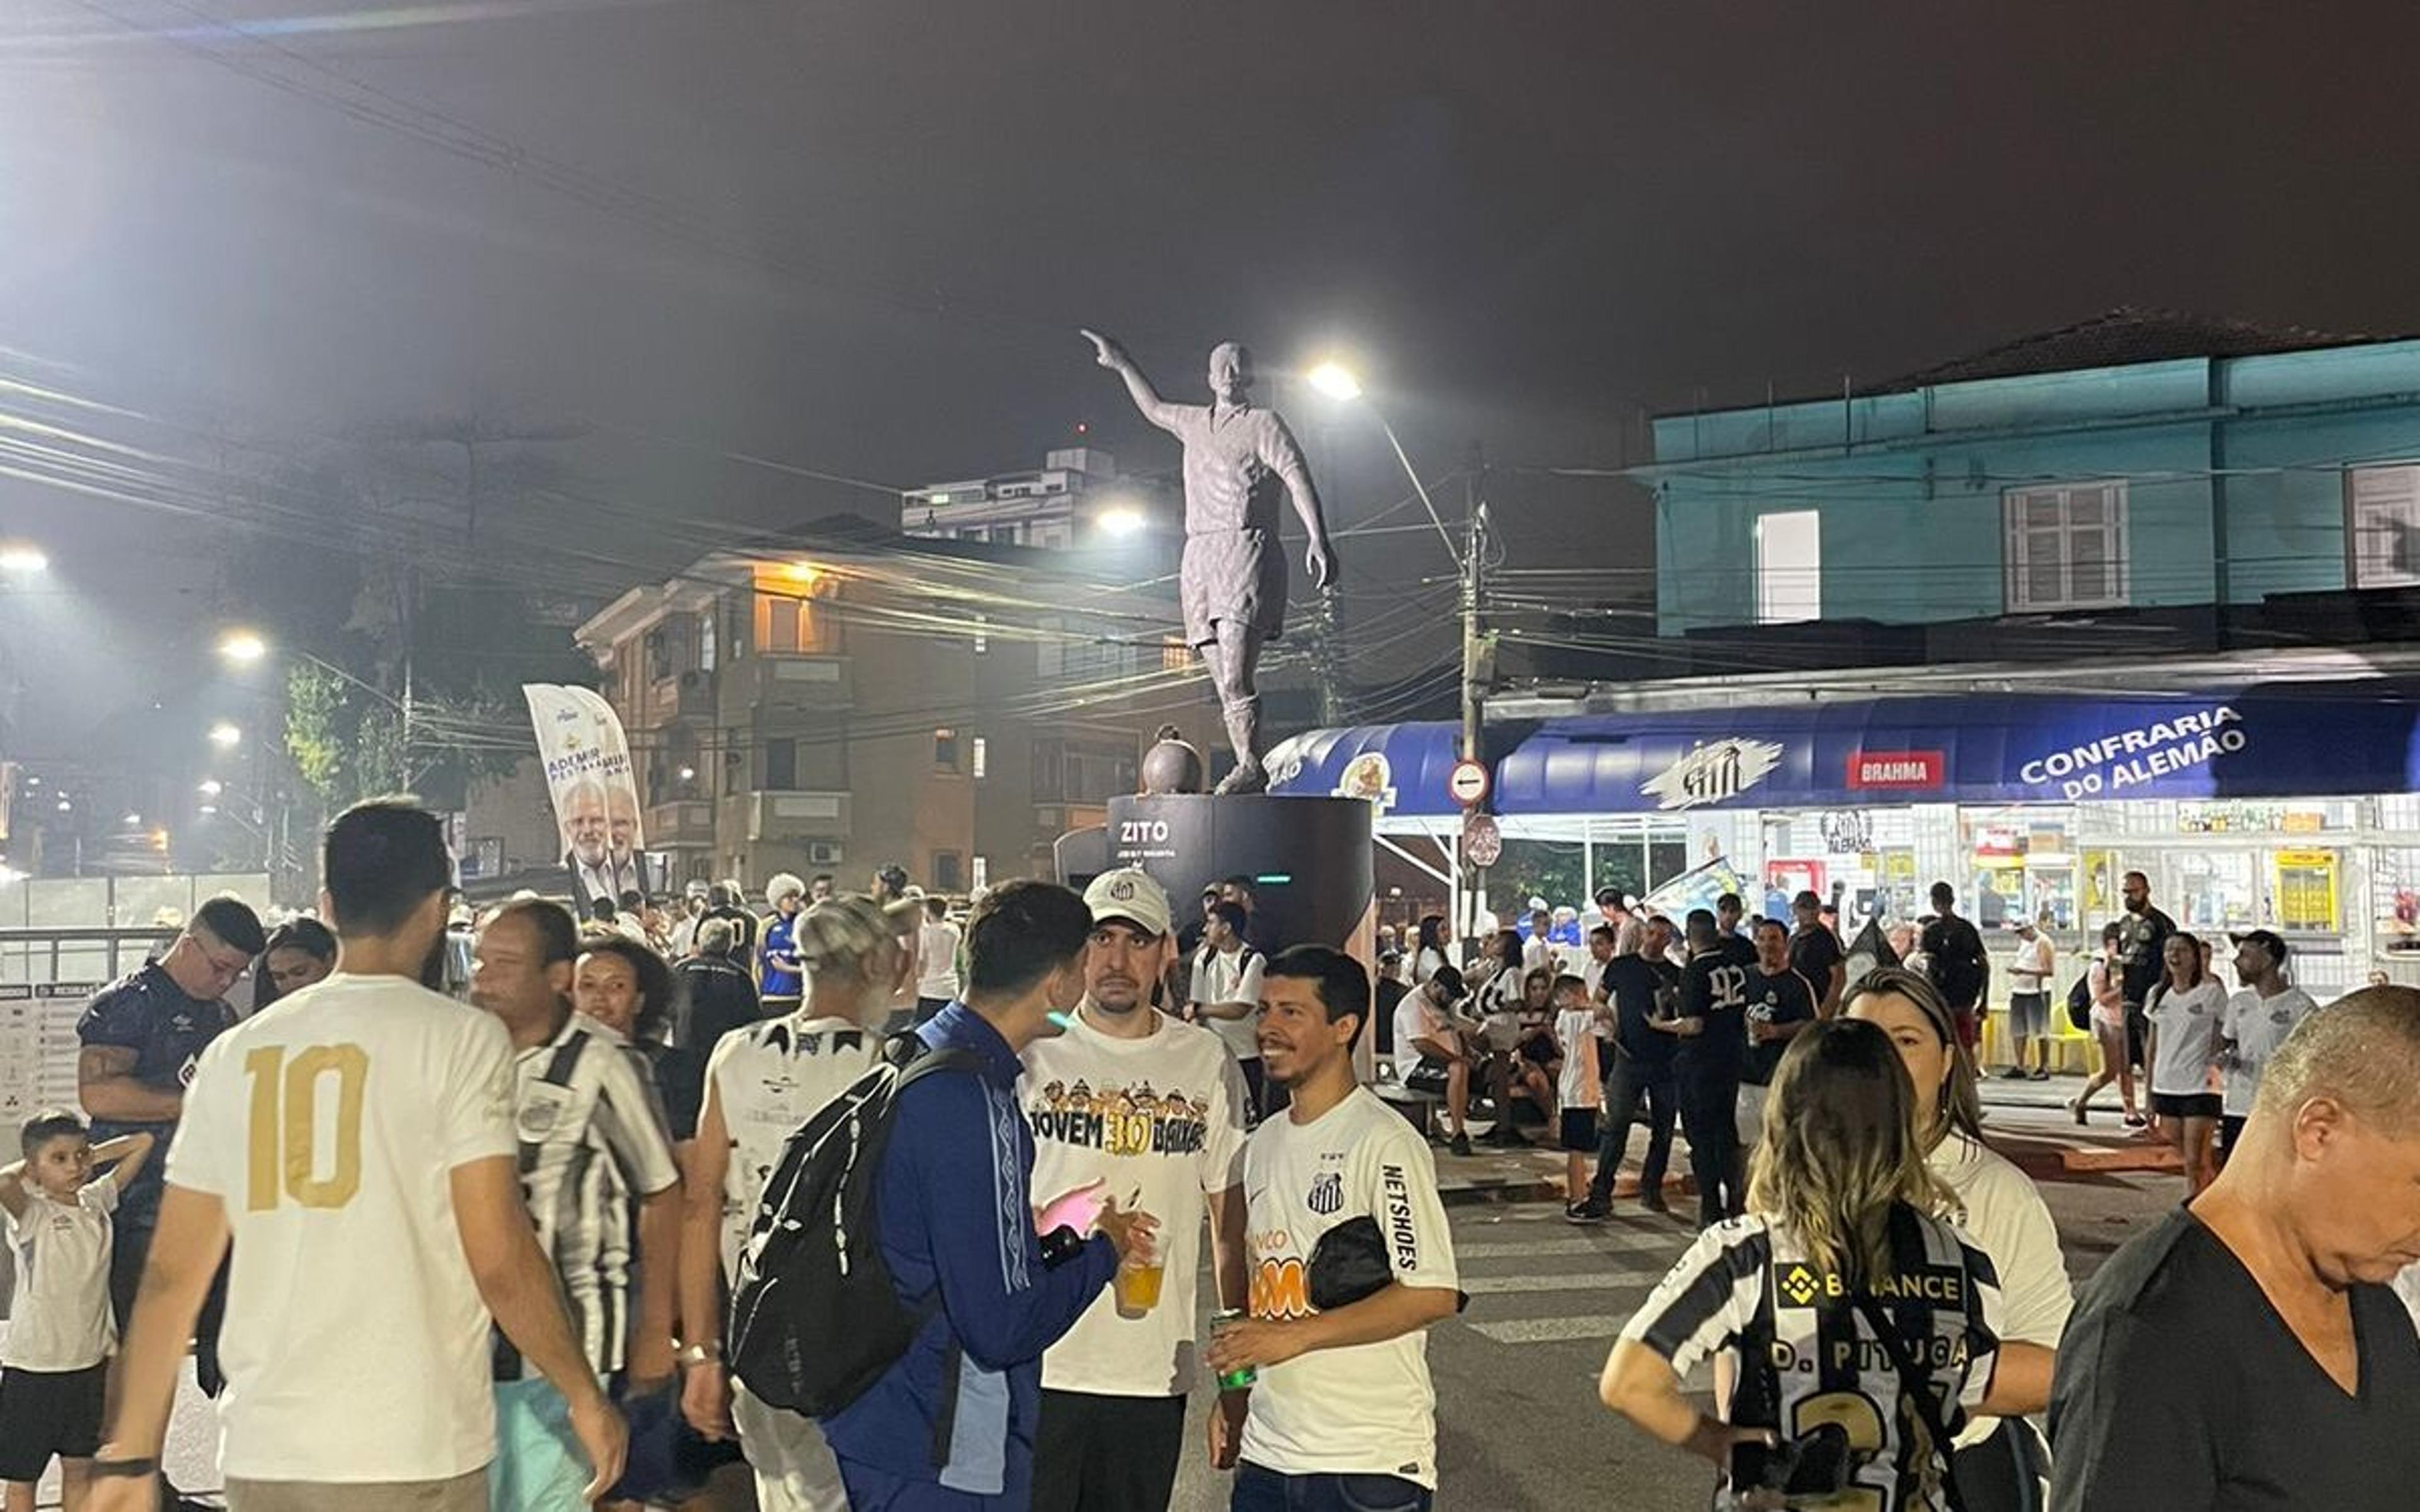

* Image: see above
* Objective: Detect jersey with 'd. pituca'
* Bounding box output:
[1621,1203,2003,1512]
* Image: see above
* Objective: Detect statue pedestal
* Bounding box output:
[1102,793,1373,956]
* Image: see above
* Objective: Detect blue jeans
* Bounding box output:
[1231,1462,1432,1511]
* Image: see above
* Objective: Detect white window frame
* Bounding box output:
[971,856,989,891]
[1752,510,1822,624]
[2003,481,2129,612]
[2348,463,2420,588]
[971,735,988,781]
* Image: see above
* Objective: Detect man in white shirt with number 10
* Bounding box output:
[91,799,623,1512]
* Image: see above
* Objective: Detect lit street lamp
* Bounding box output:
[198,779,224,798]
[208,721,243,750]
[1095,504,1147,537]
[217,629,268,665]
[0,544,47,575]
[1302,358,1457,563]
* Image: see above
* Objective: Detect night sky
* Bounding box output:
[8,0,2420,781]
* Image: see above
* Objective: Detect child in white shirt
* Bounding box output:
[0,1109,154,1510]
[1550,975,1605,1215]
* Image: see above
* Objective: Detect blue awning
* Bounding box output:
[1272,682,2420,818]
[1266,722,1466,816]
[1499,685,2420,813]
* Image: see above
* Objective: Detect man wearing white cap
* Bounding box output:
[1023,869,1252,1512]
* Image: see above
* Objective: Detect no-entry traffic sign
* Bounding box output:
[1448,758,1491,809]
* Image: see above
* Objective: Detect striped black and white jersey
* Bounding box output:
[500,1010,681,1381]
[1621,1203,2003,1512]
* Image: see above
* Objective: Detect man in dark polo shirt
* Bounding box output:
[76,895,263,1326]
[2051,987,2420,1509]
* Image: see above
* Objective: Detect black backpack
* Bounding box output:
[2065,972,2093,1033]
[728,1032,978,1416]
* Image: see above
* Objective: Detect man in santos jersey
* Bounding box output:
[90,799,623,1512]
[1206,946,1460,1511]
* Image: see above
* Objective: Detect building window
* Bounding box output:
[2348,464,2420,588]
[2004,482,2128,612]
[934,728,961,772]
[764,596,804,654]
[699,609,718,673]
[1161,636,1191,672]
[764,737,798,792]
[1753,510,1821,624]
[645,626,674,682]
[1032,738,1137,803]
[971,856,989,891]
[971,736,988,781]
[932,852,964,893]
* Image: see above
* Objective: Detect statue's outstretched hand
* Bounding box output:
[1080,328,1127,369]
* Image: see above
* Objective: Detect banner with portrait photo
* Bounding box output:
[523,684,647,910]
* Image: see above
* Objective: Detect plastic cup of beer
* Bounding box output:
[1115,1259,1165,1318]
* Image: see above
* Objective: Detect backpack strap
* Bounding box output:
[1850,1293,1971,1512]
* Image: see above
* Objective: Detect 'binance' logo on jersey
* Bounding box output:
[1773,1260,1968,1308]
[1779,1262,1822,1307]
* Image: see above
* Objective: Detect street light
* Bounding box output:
[198,779,223,798]
[1306,362,1363,402]
[218,629,268,665]
[1301,358,1457,563]
[1096,505,1146,537]
[123,812,142,827]
[208,721,243,750]
[0,545,47,574]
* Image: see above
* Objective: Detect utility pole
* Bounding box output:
[1461,442,1492,941]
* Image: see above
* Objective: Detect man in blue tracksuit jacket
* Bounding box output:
[824,880,1157,1509]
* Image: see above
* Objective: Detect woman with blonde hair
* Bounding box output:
[677,894,915,1510]
[1849,967,2071,1512]
[1601,1018,2051,1511]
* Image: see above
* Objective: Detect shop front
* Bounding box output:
[1274,683,2420,1057]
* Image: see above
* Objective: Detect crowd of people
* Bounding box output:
[9,821,2420,1511]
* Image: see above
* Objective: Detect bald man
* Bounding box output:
[2051,987,2420,1509]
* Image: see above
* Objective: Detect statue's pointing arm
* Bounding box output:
[1081,328,1180,433]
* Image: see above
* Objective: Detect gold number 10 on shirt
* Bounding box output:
[243,1044,370,1211]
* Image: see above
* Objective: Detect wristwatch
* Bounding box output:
[679,1341,723,1370]
[91,1457,158,1479]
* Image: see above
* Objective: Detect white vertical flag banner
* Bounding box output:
[524,684,647,909]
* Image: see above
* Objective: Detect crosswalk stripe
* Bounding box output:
[1452,1231,1691,1261]
[1463,1312,1635,1344]
[1461,1273,1659,1296]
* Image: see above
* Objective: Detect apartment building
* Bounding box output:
[575,517,1219,894]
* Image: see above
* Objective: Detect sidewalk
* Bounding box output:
[1424,1070,2179,1208]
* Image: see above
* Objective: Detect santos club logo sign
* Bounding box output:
[1642,738,1785,811]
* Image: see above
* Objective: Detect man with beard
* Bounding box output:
[2114,870,2176,1089]
[1207,948,1458,1510]
[1023,870,1250,1512]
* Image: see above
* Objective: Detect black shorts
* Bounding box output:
[1402,1056,1451,1096]
[2150,1092,2221,1120]
[2123,1006,2149,1070]
[1559,1108,1599,1153]
[0,1362,107,1480]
